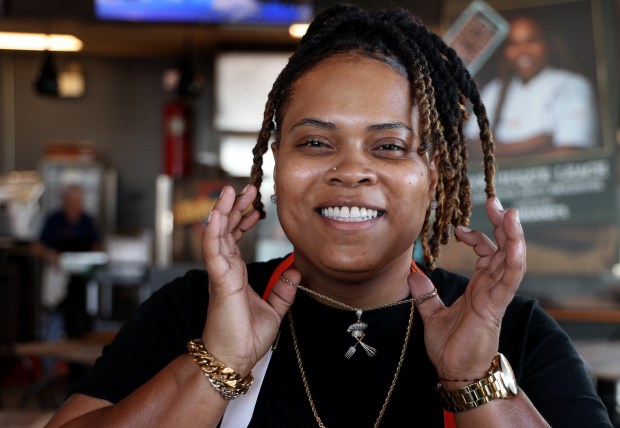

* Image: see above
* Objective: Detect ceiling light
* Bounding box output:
[0,32,83,52]
[288,23,309,39]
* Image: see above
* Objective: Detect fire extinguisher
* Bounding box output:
[163,98,192,178]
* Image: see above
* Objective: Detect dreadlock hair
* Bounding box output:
[249,3,496,270]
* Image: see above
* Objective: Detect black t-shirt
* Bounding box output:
[39,211,101,252]
[70,257,612,427]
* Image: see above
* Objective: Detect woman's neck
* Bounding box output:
[291,252,414,309]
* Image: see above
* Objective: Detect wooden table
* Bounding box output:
[543,297,620,341]
[547,308,620,324]
[15,331,116,366]
[10,333,116,408]
[14,339,107,367]
[573,340,620,382]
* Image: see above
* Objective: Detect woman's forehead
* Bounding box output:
[281,54,418,130]
[296,52,408,84]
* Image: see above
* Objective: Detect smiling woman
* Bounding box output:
[44,4,612,428]
[272,55,435,281]
[464,14,598,158]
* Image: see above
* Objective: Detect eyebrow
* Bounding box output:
[290,118,337,132]
[289,118,413,133]
[367,122,412,132]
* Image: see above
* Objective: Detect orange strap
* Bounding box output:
[444,411,456,427]
[263,254,454,428]
[262,253,295,300]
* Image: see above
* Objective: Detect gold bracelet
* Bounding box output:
[187,339,254,401]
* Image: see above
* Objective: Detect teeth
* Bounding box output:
[320,206,380,222]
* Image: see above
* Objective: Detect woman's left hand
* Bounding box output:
[408,196,525,381]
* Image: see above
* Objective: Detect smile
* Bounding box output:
[319,206,383,222]
[515,56,534,67]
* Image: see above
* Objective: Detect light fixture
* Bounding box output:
[58,62,86,98]
[34,50,58,96]
[288,23,309,39]
[0,32,83,52]
[34,52,87,98]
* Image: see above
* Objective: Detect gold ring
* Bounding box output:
[411,287,438,305]
[241,204,255,216]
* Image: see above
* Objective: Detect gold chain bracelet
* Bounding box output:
[187,339,254,401]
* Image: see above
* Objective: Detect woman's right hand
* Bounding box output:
[200,185,298,375]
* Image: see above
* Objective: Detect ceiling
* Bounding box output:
[0,0,442,58]
[0,18,300,58]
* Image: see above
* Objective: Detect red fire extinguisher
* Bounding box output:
[163,99,192,178]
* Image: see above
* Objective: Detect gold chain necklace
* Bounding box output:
[280,261,434,359]
[287,301,415,428]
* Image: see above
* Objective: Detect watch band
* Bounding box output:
[437,353,517,412]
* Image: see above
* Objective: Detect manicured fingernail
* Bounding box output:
[206,211,213,224]
[457,225,471,233]
[240,184,250,195]
[218,189,224,199]
[494,197,504,210]
[515,210,521,224]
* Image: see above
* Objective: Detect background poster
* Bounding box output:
[440,0,617,276]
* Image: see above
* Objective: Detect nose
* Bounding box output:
[325,153,378,187]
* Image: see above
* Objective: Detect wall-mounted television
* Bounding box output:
[95,0,313,24]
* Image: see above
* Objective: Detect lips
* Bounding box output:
[318,206,383,222]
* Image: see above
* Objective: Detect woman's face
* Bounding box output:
[504,17,548,83]
[272,54,438,278]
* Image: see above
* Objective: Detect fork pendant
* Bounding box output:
[345,309,377,358]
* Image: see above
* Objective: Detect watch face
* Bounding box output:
[499,353,518,395]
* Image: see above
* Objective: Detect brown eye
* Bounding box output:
[377,143,405,151]
[304,140,327,148]
[296,138,333,155]
[372,140,412,160]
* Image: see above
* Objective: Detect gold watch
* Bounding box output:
[437,353,518,412]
